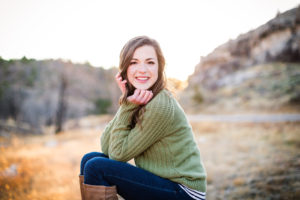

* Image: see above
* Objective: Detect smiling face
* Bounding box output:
[127,45,159,90]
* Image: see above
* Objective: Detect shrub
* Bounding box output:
[94,98,112,114]
[192,85,204,104]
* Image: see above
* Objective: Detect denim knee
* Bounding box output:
[80,152,107,175]
[83,157,112,186]
[84,157,109,175]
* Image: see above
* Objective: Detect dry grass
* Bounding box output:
[0,129,99,200]
[0,118,299,200]
[192,121,300,199]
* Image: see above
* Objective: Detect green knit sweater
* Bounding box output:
[100,89,207,192]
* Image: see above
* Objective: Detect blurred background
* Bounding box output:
[0,0,300,199]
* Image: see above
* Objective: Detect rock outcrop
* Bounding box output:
[182,6,300,111]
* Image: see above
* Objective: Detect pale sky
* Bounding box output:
[0,0,299,80]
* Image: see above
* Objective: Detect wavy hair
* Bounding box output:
[119,36,167,129]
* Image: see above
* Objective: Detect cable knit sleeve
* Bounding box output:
[108,91,174,162]
[100,109,121,155]
[100,119,114,156]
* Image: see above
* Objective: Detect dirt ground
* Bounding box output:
[0,116,299,200]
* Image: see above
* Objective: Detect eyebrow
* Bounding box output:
[131,58,156,61]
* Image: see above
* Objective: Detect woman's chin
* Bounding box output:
[134,86,150,90]
[132,83,152,90]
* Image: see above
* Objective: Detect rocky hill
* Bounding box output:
[181,6,300,113]
[0,57,120,134]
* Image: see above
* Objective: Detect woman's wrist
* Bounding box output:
[127,89,153,105]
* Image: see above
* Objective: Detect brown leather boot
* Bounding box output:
[83,184,118,200]
[79,175,85,200]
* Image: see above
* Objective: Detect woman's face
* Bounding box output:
[127,45,158,90]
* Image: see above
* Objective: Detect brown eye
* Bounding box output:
[130,61,137,65]
[148,61,155,65]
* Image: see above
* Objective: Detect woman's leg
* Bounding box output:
[80,152,118,200]
[80,152,108,175]
[83,156,193,200]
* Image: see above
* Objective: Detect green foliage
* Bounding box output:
[0,57,10,99]
[286,73,300,104]
[274,74,300,93]
[266,64,300,102]
[0,57,9,75]
[93,98,112,114]
[25,67,38,87]
[0,57,20,66]
[221,63,300,107]
[192,85,204,104]
[20,56,35,64]
[0,56,6,65]
[84,61,92,67]
[0,80,9,99]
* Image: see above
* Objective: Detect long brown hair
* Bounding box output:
[119,36,167,129]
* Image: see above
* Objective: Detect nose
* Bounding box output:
[138,63,147,73]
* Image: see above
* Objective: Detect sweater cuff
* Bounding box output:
[116,101,139,125]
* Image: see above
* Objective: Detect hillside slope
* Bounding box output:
[181,6,300,113]
[0,58,120,134]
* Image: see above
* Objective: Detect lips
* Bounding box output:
[135,76,150,81]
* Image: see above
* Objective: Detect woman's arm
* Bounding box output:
[108,92,174,162]
[100,116,116,155]
[101,72,128,155]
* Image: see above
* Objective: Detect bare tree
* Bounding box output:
[55,74,68,134]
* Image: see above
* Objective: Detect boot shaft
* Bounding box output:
[83,184,118,200]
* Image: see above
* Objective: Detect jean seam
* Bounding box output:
[105,174,177,194]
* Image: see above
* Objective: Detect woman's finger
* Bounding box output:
[137,90,146,102]
[127,89,154,105]
[115,73,121,83]
[128,89,140,103]
[115,72,128,95]
[115,72,121,80]
[140,90,151,104]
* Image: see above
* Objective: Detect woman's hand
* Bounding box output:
[127,89,153,105]
[115,72,127,95]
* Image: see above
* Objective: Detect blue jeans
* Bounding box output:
[80,152,194,200]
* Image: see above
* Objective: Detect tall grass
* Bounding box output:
[0,120,299,199]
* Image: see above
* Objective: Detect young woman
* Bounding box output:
[79,36,207,200]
